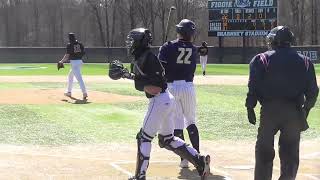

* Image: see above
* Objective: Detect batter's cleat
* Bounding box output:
[197,155,211,180]
[203,71,206,76]
[64,92,72,97]
[179,159,189,168]
[83,93,88,100]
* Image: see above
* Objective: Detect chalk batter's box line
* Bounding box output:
[110,160,233,180]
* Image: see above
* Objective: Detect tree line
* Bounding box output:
[0,0,319,47]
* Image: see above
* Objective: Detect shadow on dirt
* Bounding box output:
[178,168,231,180]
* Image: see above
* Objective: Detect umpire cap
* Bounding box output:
[266,26,295,49]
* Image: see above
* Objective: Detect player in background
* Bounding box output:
[59,33,88,100]
[158,19,201,168]
[118,28,210,180]
[198,41,208,76]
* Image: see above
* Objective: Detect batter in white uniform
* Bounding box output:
[158,19,201,168]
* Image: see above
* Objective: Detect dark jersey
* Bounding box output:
[246,47,319,109]
[66,42,85,60]
[132,48,167,98]
[198,46,208,56]
[158,39,197,82]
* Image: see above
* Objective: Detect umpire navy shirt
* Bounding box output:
[246,47,319,109]
[158,39,197,82]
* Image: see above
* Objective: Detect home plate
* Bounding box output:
[222,165,254,170]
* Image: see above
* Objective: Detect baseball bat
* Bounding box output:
[164,6,176,43]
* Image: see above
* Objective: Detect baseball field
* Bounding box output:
[0,63,319,180]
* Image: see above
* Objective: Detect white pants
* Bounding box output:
[200,55,207,72]
[168,81,196,129]
[138,90,198,175]
[142,90,176,137]
[66,60,87,94]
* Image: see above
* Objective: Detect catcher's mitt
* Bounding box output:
[109,60,132,80]
[57,61,64,70]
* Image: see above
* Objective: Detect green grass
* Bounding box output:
[0,63,318,76]
[0,82,318,145]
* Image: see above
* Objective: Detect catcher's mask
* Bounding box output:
[68,33,77,43]
[126,28,152,56]
[266,26,295,50]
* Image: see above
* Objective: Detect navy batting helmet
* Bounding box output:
[266,26,295,49]
[126,28,152,55]
[176,19,196,41]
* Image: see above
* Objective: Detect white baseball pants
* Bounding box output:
[200,55,207,72]
[66,59,87,94]
[168,80,196,129]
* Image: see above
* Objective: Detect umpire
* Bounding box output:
[246,26,319,180]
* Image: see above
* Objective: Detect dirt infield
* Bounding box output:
[0,140,318,180]
[0,75,319,179]
[0,88,142,104]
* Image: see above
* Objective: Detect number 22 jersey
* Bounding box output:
[158,39,198,83]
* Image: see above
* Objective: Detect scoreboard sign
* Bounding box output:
[208,0,278,37]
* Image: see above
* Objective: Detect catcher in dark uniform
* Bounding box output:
[109,28,211,180]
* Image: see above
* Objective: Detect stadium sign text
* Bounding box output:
[215,30,269,37]
[297,50,318,61]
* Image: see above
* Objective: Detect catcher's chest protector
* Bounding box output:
[131,50,150,77]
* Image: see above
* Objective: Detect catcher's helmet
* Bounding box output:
[176,19,196,41]
[266,26,295,49]
[126,28,152,55]
[68,33,77,43]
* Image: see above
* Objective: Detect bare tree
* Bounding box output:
[311,0,318,45]
[86,0,106,46]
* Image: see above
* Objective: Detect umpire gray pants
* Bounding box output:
[254,101,305,180]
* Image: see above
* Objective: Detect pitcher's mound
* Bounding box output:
[0,89,143,104]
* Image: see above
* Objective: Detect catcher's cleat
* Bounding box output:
[64,92,72,97]
[179,159,189,168]
[83,93,88,100]
[197,155,211,180]
[203,71,206,76]
[128,171,146,180]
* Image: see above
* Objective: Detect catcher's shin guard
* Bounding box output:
[158,134,200,166]
[134,129,153,178]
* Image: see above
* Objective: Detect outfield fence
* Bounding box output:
[0,46,318,64]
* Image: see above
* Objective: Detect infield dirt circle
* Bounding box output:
[0,75,319,180]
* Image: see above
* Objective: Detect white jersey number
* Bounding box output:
[177,48,192,64]
[73,44,81,53]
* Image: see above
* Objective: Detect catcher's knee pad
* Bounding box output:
[174,129,185,141]
[158,134,174,149]
[135,129,153,177]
